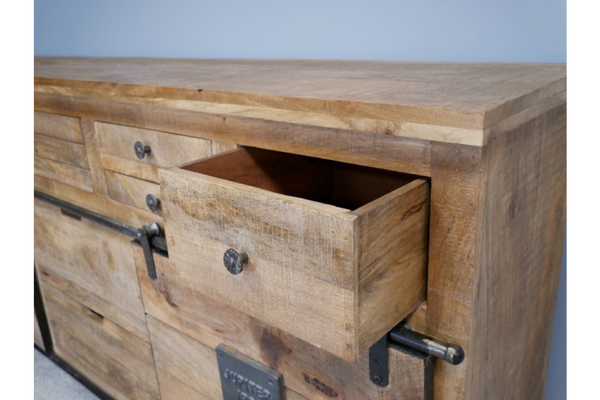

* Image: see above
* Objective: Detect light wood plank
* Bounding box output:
[148,317,222,400]
[156,368,210,400]
[34,58,566,131]
[404,303,428,334]
[34,111,83,142]
[34,134,89,168]
[36,86,485,146]
[105,171,161,215]
[34,175,161,229]
[43,283,159,400]
[211,140,237,155]
[355,180,429,352]
[35,156,93,192]
[134,249,427,400]
[97,122,212,167]
[38,267,149,341]
[101,153,160,182]
[34,199,146,320]
[426,143,484,399]
[35,93,433,177]
[81,118,108,196]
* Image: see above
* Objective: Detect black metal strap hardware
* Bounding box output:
[138,222,161,280]
[34,191,169,278]
[369,323,465,389]
[369,334,389,387]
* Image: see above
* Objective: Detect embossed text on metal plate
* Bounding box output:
[216,344,284,400]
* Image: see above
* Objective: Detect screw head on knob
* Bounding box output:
[134,141,151,159]
[223,248,248,275]
[146,194,160,212]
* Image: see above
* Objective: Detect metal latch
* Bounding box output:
[369,324,465,393]
[136,222,162,280]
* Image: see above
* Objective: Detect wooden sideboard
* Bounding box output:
[33,58,566,400]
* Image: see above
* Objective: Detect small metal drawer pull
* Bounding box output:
[134,141,151,159]
[223,248,248,275]
[146,194,160,212]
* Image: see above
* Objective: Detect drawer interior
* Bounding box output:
[181,147,417,211]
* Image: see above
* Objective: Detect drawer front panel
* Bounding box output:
[34,134,89,168]
[34,156,93,192]
[101,153,161,182]
[134,248,427,399]
[105,170,162,215]
[42,283,160,400]
[160,147,429,361]
[38,263,150,341]
[34,111,83,143]
[97,122,212,167]
[34,199,145,320]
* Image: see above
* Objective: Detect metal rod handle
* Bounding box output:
[389,327,465,365]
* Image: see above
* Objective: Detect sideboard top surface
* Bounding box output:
[34,57,565,139]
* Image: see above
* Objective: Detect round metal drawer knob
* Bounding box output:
[146,194,160,212]
[223,248,248,275]
[134,141,151,159]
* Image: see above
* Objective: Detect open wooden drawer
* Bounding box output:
[159,147,429,361]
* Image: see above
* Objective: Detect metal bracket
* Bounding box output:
[369,334,390,387]
[368,324,465,390]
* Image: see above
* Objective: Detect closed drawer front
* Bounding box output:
[34,199,146,321]
[34,156,93,192]
[97,122,212,168]
[34,112,93,192]
[34,134,89,168]
[147,316,321,400]
[42,283,160,400]
[160,147,429,361]
[134,248,429,399]
[34,111,83,143]
[105,170,162,215]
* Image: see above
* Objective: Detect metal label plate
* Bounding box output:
[216,344,284,400]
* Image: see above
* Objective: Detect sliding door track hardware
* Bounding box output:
[389,326,465,366]
[369,324,464,390]
[34,191,169,279]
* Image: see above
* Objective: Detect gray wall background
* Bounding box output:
[34,1,566,398]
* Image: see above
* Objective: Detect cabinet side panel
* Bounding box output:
[427,143,484,400]
[468,105,566,399]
